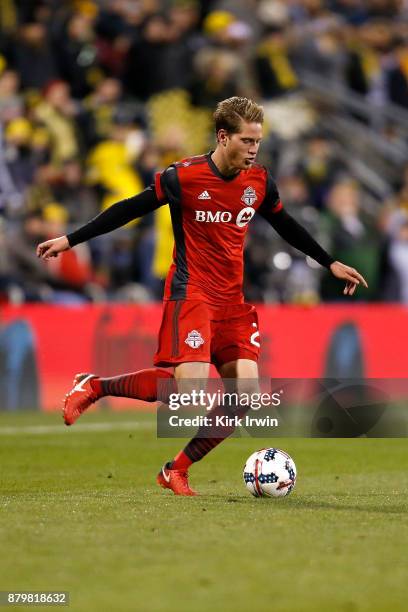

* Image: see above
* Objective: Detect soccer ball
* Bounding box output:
[243,448,297,497]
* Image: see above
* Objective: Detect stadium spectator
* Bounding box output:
[383,219,408,303]
[3,117,37,198]
[389,37,408,109]
[10,22,58,90]
[50,159,98,223]
[55,11,101,99]
[320,180,381,300]
[5,210,66,300]
[345,20,408,109]
[0,69,23,122]
[254,26,299,100]
[124,13,186,101]
[190,47,242,108]
[42,203,98,303]
[297,134,344,210]
[79,77,125,148]
[34,80,80,165]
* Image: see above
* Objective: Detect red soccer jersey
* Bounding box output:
[154,153,282,305]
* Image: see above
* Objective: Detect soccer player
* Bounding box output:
[37,97,367,496]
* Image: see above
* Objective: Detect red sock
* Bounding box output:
[170,450,193,470]
[90,368,176,402]
[171,403,248,468]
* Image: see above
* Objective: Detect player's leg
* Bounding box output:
[157,361,210,496]
[63,300,210,426]
[218,357,259,380]
[162,304,261,491]
[168,359,259,472]
[150,299,213,495]
[63,368,176,426]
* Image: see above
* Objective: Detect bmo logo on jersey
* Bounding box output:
[195,210,232,223]
[236,207,255,227]
[194,208,255,226]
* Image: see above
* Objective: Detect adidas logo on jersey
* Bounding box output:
[198,191,211,200]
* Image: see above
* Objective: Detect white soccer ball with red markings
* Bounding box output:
[243,448,297,497]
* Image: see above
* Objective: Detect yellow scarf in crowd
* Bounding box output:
[257,41,298,90]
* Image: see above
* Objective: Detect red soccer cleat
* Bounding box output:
[63,373,99,426]
[156,462,198,496]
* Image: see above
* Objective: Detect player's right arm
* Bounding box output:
[37,185,164,259]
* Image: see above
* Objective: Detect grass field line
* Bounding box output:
[0,420,155,435]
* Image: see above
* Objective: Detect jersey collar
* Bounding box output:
[206,151,241,182]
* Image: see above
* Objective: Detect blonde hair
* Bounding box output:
[213,97,264,136]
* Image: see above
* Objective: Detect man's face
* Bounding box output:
[219,121,263,170]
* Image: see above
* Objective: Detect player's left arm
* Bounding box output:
[257,176,368,296]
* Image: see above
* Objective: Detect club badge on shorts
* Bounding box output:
[185,330,204,349]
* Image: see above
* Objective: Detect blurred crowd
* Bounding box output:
[0,0,408,304]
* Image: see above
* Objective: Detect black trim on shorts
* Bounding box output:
[161,166,189,300]
[171,300,183,357]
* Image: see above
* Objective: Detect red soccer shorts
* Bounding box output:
[154,300,260,368]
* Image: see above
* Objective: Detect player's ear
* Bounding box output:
[218,129,228,147]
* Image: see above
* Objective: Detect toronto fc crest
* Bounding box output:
[241,186,257,206]
[185,330,204,349]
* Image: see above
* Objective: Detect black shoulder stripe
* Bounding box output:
[160,165,189,300]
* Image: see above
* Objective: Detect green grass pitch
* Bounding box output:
[0,410,407,612]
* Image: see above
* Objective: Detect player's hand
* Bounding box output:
[36,236,70,260]
[329,261,368,296]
